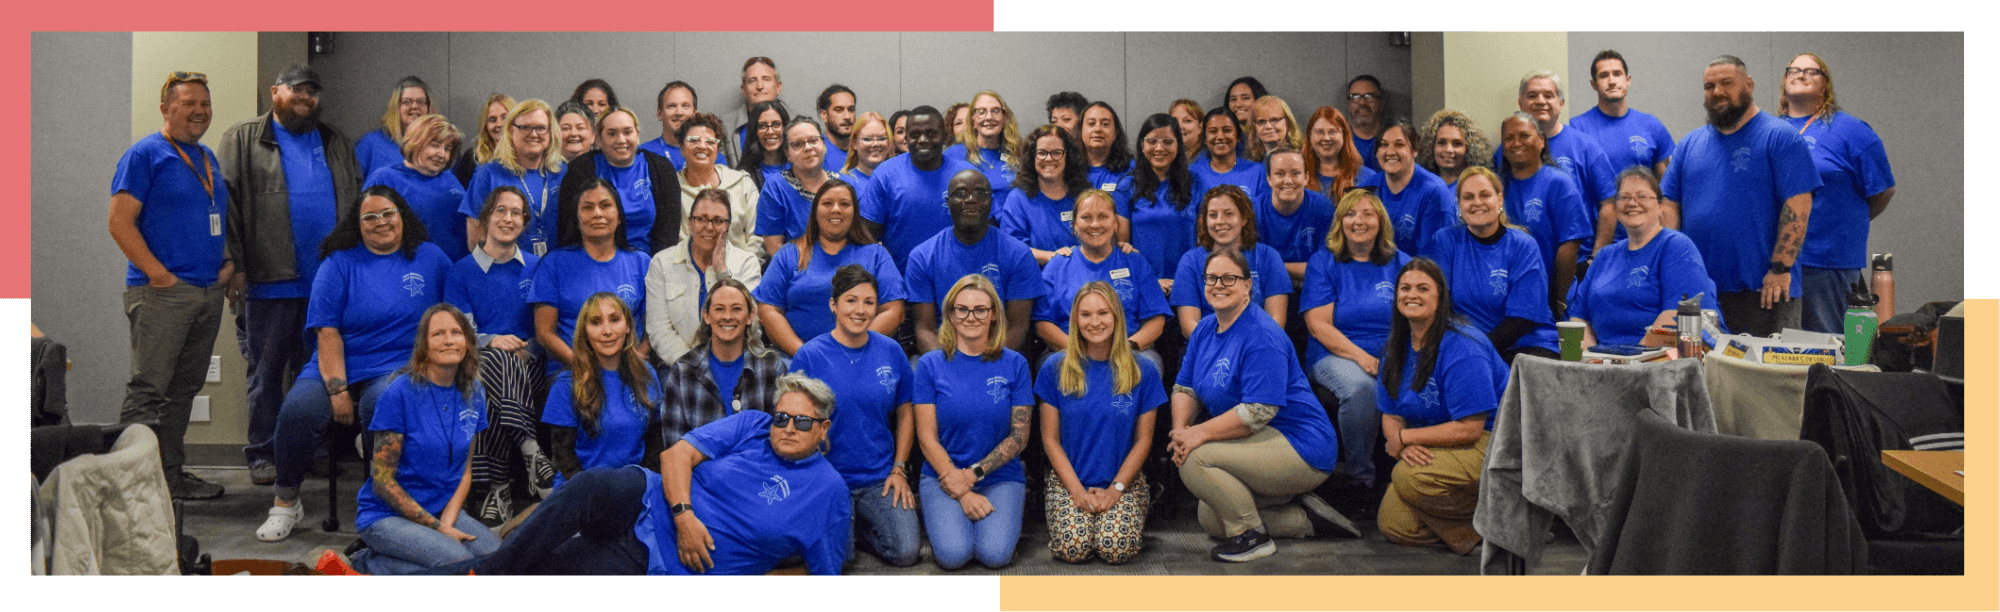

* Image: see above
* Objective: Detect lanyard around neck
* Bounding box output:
[161,131,215,201]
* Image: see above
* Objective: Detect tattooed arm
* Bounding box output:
[1762,192,1813,308]
[371,431,439,528]
[549,426,584,479]
[969,403,1033,481]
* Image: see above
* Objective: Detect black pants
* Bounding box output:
[422,467,652,575]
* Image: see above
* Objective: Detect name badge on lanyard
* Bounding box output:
[164,132,221,236]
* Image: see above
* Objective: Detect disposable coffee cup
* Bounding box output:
[1557,321,1586,362]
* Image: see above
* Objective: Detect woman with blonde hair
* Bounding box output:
[1035,281,1166,564]
[459,99,565,256]
[557,105,684,255]
[364,114,469,260]
[454,93,515,186]
[945,91,1023,204]
[542,292,663,488]
[914,273,1034,569]
[1246,95,1303,164]
[1301,188,1411,494]
[356,75,434,176]
[1302,106,1378,197]
[1168,99,1205,161]
[1427,166,1559,363]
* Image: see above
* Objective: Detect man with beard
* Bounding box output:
[217,64,362,489]
[815,84,855,171]
[1567,51,1677,252]
[1659,55,1819,337]
[641,80,709,170]
[1346,75,1386,172]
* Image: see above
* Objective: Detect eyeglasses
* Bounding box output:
[947,187,992,200]
[1616,194,1658,204]
[769,413,827,432]
[360,209,400,224]
[685,136,722,146]
[1253,118,1287,128]
[1033,149,1064,160]
[488,207,525,220]
[398,98,429,108]
[971,107,1004,117]
[789,139,822,151]
[1784,67,1826,78]
[950,305,994,320]
[755,121,784,132]
[512,123,550,135]
[1141,137,1176,146]
[690,215,730,227]
[161,71,208,99]
[1347,92,1380,101]
[859,136,891,144]
[1203,274,1247,287]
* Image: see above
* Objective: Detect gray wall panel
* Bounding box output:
[312,32,451,145]
[33,32,134,425]
[1125,32,1350,124]
[1346,32,1413,123]
[900,32,1128,129]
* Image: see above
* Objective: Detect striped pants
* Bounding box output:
[470,347,549,490]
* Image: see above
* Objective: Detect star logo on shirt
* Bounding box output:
[1555,156,1576,173]
[986,376,1010,403]
[1111,278,1136,303]
[1375,281,1396,301]
[1488,268,1510,296]
[1397,214,1416,237]
[402,273,426,297]
[1628,136,1652,158]
[876,366,897,393]
[616,284,640,303]
[1111,395,1135,418]
[1627,265,1650,288]
[458,404,480,439]
[759,474,792,505]
[1730,148,1753,173]
[979,263,1002,282]
[518,279,533,299]
[1210,358,1233,387]
[1523,198,1545,223]
[1419,382,1441,412]
[1803,135,1819,150]
[1299,227,1317,252]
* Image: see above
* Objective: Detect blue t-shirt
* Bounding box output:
[752,241,907,346]
[1119,181,1196,281]
[542,368,662,486]
[1033,355,1166,489]
[1567,229,1720,347]
[1254,189,1336,264]
[637,136,686,171]
[458,161,563,257]
[1188,152,1268,205]
[1299,248,1412,364]
[355,374,487,531]
[998,190,1081,253]
[1660,113,1821,293]
[300,244,453,384]
[526,246,649,370]
[635,412,851,575]
[111,133,230,287]
[790,332,914,489]
[1169,244,1292,319]
[595,155,661,254]
[365,163,471,262]
[1175,308,1338,472]
[1502,165,1595,276]
[843,167,875,209]
[1375,323,1506,430]
[708,352,746,407]
[1035,249,1170,333]
[443,249,538,341]
[913,348,1033,484]
[904,228,1046,307]
[354,128,404,179]
[1567,107,1675,176]
[1357,165,1457,259]
[1495,128,1619,225]
[859,154,983,270]
[1315,166,1381,195]
[822,134,849,172]
[1427,227,1558,354]
[255,118,341,299]
[752,170,843,244]
[1785,112,1896,270]
[1087,162,1136,211]
[942,144,1017,206]
[1354,136,1379,172]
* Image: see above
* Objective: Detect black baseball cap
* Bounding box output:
[274,64,321,88]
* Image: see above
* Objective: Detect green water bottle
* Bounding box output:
[1843,280,1878,366]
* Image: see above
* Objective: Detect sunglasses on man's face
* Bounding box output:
[770,413,827,432]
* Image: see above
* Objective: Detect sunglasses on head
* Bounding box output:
[770,413,827,432]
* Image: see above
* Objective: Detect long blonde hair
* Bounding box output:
[1326,187,1398,262]
[495,99,565,175]
[937,273,1006,362]
[567,293,656,437]
[379,76,431,144]
[959,91,1021,171]
[1058,282,1140,397]
[474,93,515,165]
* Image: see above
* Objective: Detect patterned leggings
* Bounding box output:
[1045,472,1150,564]
[470,347,549,489]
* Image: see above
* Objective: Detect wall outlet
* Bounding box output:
[191,396,210,422]
[207,356,221,383]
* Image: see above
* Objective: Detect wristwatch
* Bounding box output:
[1768,261,1791,275]
[670,502,692,517]
[1111,481,1126,493]
[971,465,987,481]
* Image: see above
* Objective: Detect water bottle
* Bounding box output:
[1870,253,1896,323]
[1676,293,1705,360]
[1844,280,1879,366]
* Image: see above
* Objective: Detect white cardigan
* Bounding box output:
[677,164,764,257]
[645,240,765,364]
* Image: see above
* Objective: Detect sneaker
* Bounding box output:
[170,471,225,500]
[527,452,556,499]
[249,461,277,486]
[1211,528,1276,562]
[314,548,363,575]
[476,486,512,526]
[1299,492,1364,538]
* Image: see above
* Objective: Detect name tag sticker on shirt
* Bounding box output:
[1060,211,1074,223]
[1100,182,1117,191]
[1109,267,1131,280]
[210,213,222,236]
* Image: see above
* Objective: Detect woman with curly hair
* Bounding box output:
[1418,109,1492,189]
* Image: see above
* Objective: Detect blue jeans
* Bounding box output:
[355,510,501,575]
[241,298,312,467]
[1801,267,1864,335]
[849,479,923,567]
[918,475,1025,570]
[272,374,389,495]
[1311,355,1380,488]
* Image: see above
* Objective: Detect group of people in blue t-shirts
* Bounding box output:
[149,48,1892,575]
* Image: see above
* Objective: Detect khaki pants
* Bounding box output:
[1378,431,1490,554]
[121,282,226,477]
[1181,427,1331,538]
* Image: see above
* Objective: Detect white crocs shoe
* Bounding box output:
[258,503,304,542]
